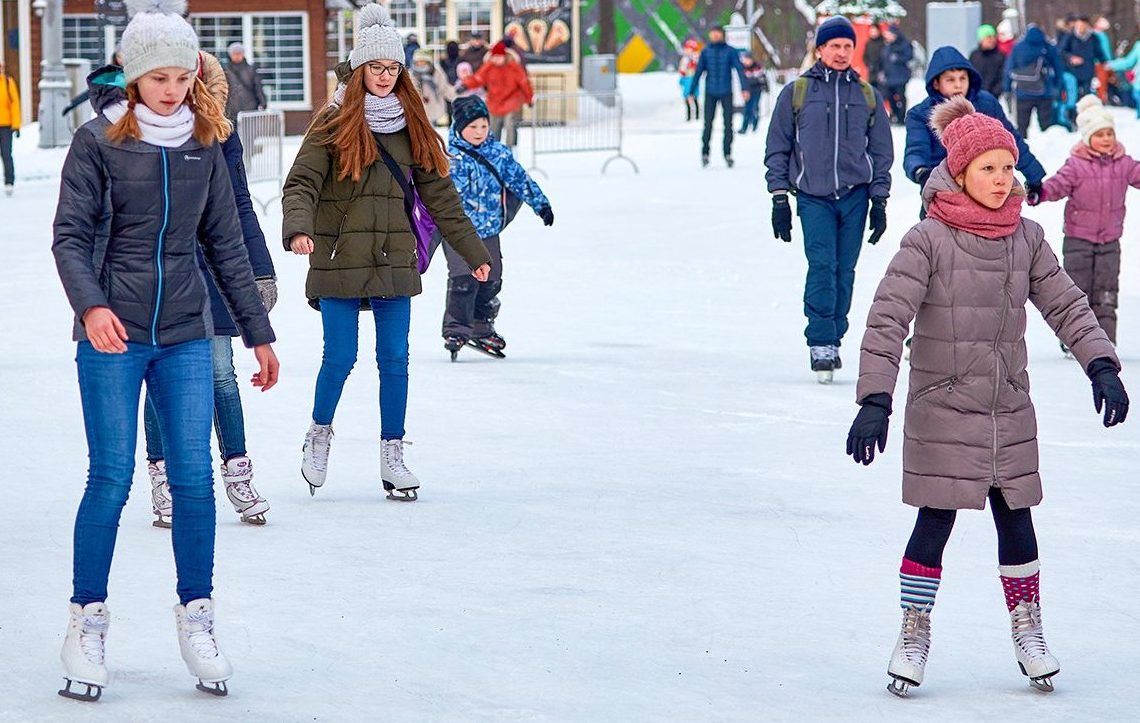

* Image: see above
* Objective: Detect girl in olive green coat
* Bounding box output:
[283,5,490,501]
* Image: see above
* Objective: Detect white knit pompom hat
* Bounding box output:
[119,0,200,84]
[1075,94,1115,145]
[349,3,404,70]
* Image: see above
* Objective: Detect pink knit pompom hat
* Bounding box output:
[929,96,1018,177]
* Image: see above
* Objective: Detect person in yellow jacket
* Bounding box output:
[0,59,19,195]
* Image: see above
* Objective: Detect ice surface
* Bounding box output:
[0,73,1137,720]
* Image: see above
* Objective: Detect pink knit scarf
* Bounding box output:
[926,188,1024,239]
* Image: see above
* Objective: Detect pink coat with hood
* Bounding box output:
[1039,142,1140,243]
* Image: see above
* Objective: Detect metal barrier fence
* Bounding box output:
[522,91,638,177]
[235,110,285,214]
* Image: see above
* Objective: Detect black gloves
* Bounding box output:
[538,206,554,226]
[914,167,930,187]
[1026,181,1042,206]
[847,393,892,465]
[1087,357,1129,427]
[772,194,792,242]
[867,197,888,245]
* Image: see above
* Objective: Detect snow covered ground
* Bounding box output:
[1,73,1138,721]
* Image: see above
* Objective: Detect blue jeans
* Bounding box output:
[143,336,245,462]
[73,340,216,606]
[797,186,870,347]
[313,297,411,439]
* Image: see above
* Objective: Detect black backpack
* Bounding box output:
[1010,57,1046,95]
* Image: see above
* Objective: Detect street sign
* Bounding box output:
[95,0,129,28]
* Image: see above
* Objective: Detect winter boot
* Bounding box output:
[174,598,232,696]
[444,335,466,362]
[1009,600,1060,691]
[810,346,836,384]
[887,604,932,697]
[59,602,110,702]
[149,460,172,528]
[221,455,269,525]
[381,439,420,501]
[829,344,842,370]
[301,422,334,496]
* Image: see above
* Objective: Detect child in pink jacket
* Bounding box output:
[1031,95,1140,347]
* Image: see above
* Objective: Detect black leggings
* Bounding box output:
[904,487,1038,568]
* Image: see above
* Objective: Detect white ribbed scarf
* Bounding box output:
[331,84,408,133]
[102,100,195,148]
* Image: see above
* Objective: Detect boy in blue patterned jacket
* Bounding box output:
[440,96,553,359]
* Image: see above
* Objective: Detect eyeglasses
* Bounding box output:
[365,62,403,78]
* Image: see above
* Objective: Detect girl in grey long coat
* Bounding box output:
[845,97,1129,697]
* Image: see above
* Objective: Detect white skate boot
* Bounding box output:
[381,439,419,501]
[174,598,232,696]
[1010,600,1060,692]
[301,422,333,496]
[887,604,932,697]
[221,456,270,525]
[59,602,110,702]
[149,460,172,528]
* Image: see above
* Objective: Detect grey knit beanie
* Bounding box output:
[349,4,404,70]
[120,0,200,84]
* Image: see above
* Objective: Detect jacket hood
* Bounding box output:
[1022,26,1047,48]
[925,46,981,97]
[86,64,127,113]
[922,160,1024,209]
[334,60,352,83]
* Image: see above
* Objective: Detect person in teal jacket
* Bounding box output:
[1107,37,1140,116]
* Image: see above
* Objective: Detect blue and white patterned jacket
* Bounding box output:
[448,129,549,239]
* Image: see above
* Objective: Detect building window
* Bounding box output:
[62,16,119,67]
[455,0,493,39]
[386,1,418,32]
[326,10,353,70]
[190,13,311,109]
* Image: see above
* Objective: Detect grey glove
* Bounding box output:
[255,276,278,313]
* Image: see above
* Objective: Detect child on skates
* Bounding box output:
[51,0,279,699]
[738,53,768,134]
[440,95,553,360]
[846,96,1129,697]
[1031,94,1140,353]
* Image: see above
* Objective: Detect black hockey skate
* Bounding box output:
[444,335,466,362]
[466,338,506,359]
[59,679,103,702]
[475,332,506,351]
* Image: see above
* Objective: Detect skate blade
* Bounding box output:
[241,513,267,525]
[887,676,915,698]
[153,515,172,529]
[196,679,228,696]
[816,370,834,384]
[302,468,323,497]
[59,679,103,702]
[1019,663,1058,692]
[385,488,419,502]
[465,340,505,359]
[449,350,458,362]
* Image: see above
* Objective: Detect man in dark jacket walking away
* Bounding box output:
[764,15,893,383]
[460,31,488,71]
[969,24,1005,100]
[224,43,266,121]
[864,23,885,96]
[688,26,747,168]
[1004,25,1066,137]
[879,24,914,124]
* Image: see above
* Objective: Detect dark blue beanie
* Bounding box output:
[452,96,489,132]
[815,17,857,47]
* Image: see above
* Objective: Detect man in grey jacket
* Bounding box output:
[224,43,266,121]
[764,16,894,383]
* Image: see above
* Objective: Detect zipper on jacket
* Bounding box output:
[150,148,171,346]
[911,375,958,401]
[990,239,1013,484]
[832,74,840,195]
[330,213,349,259]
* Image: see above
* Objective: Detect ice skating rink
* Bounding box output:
[1,74,1137,720]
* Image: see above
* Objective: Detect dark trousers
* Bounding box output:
[1063,237,1121,344]
[739,92,761,132]
[1015,97,1053,138]
[439,234,504,340]
[904,487,1039,568]
[797,186,869,347]
[0,126,13,186]
[685,95,700,122]
[701,93,734,157]
[885,84,907,123]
